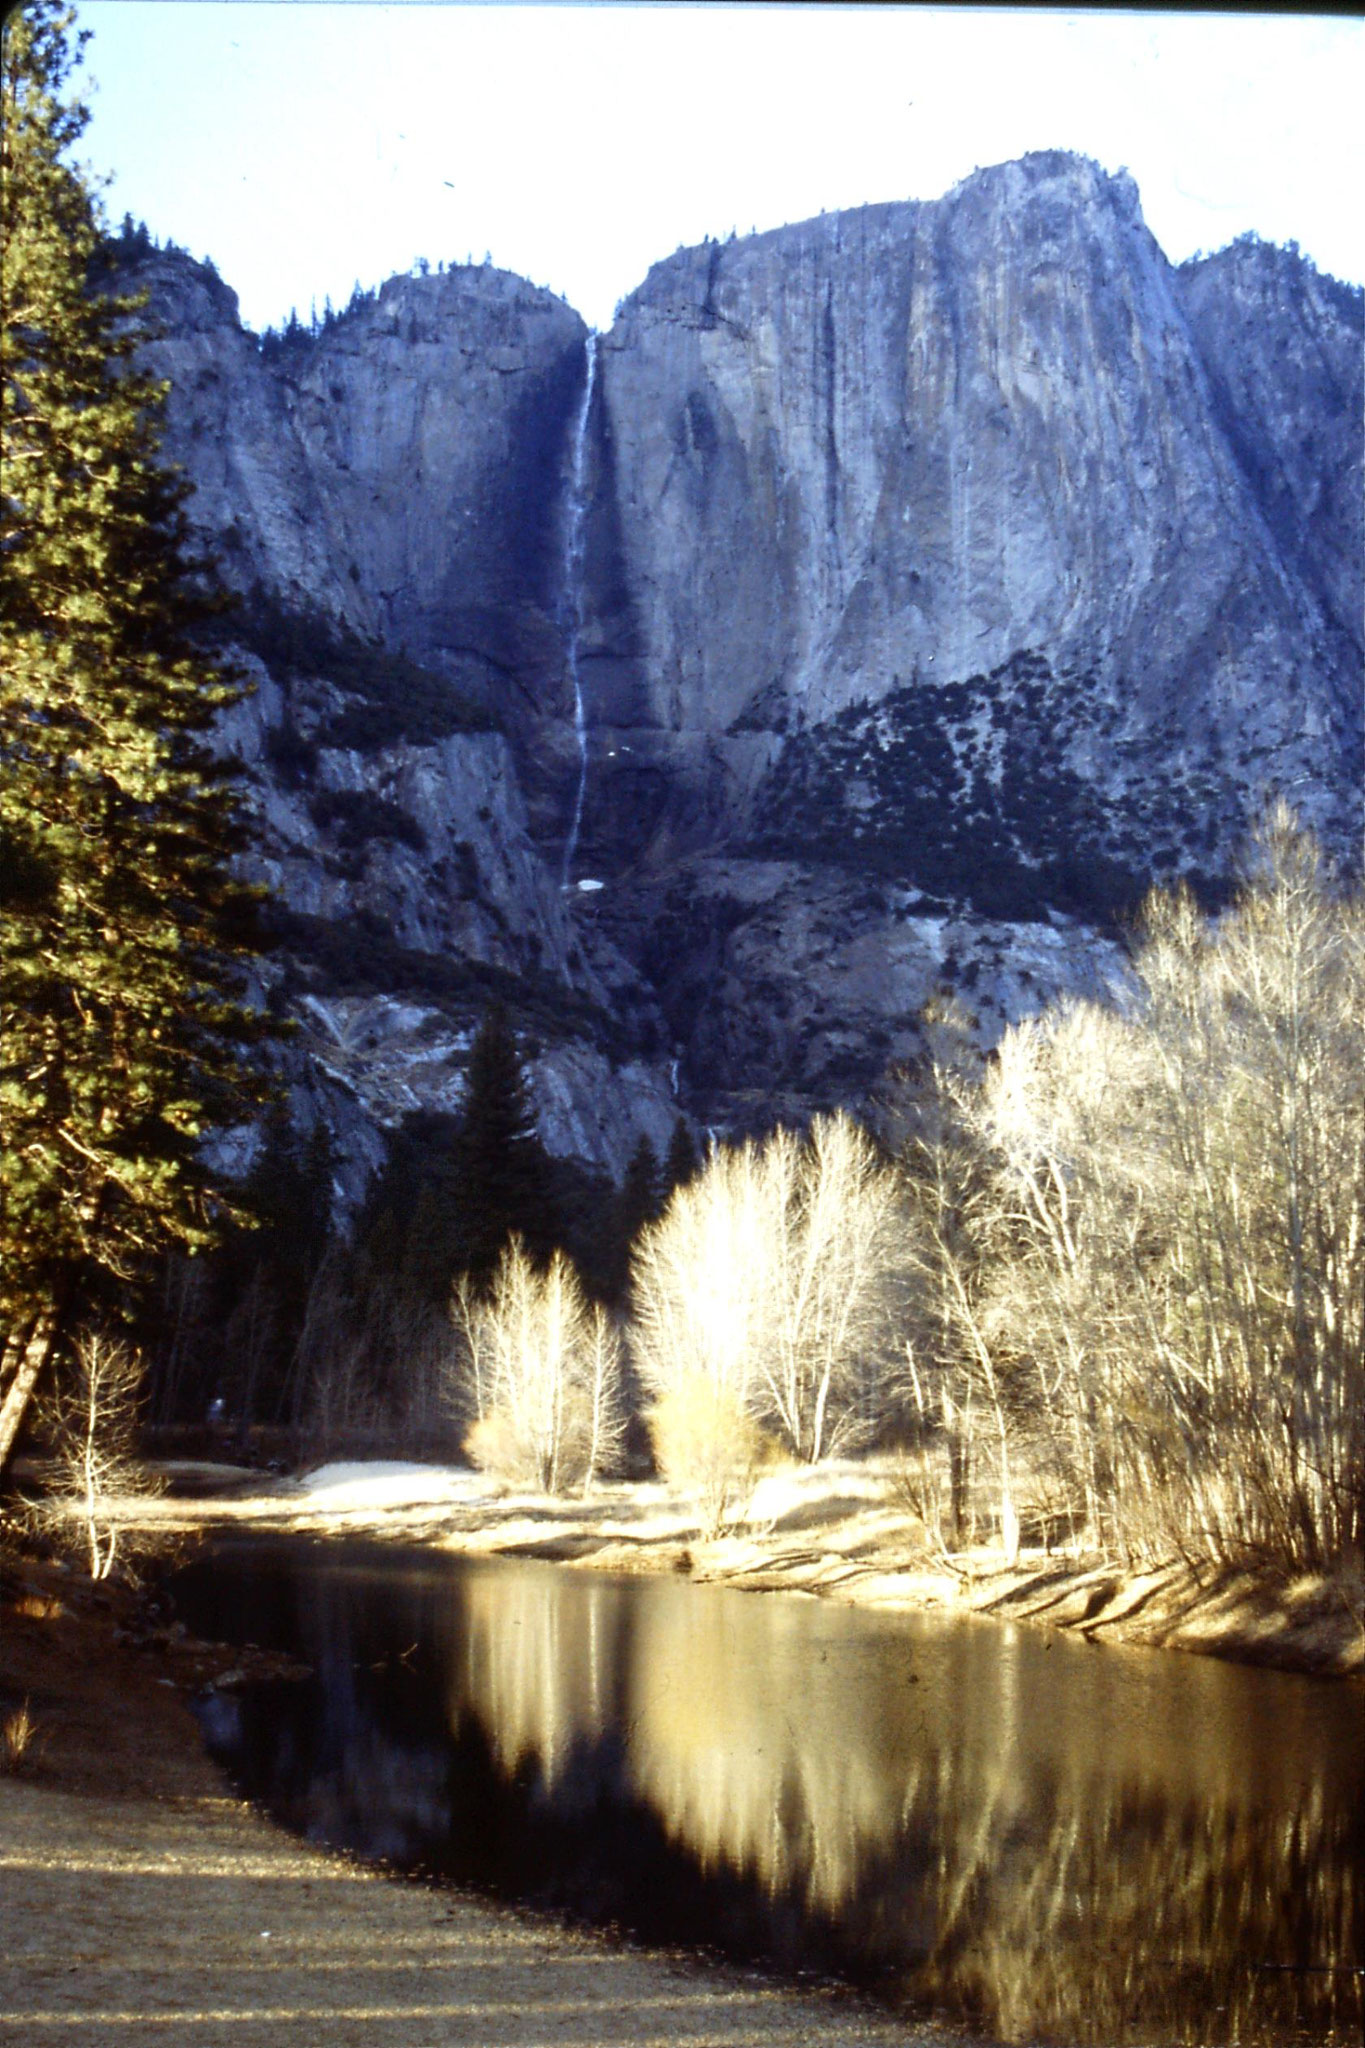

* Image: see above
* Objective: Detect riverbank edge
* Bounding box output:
[108,1460,1365,1678]
[0,1537,951,2048]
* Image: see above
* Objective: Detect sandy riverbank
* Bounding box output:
[106,1455,1365,1676]
[0,1545,959,2048]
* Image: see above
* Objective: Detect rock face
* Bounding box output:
[135,256,595,834]
[1173,235,1364,675]
[129,251,677,1197]
[577,154,1358,873]
[124,153,1363,1183]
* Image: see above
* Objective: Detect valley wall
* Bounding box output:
[124,152,1363,1183]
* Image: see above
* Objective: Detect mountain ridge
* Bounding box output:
[114,152,1363,1194]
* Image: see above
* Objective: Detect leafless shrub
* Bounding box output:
[645,1380,777,1540]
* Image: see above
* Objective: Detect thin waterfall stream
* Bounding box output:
[560,333,597,887]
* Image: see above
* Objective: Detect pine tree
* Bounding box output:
[662,1115,701,1198]
[211,1107,335,1423]
[620,1134,662,1228]
[449,1004,557,1291]
[0,2,271,1466]
[605,1134,662,1302]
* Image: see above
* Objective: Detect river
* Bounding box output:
[174,1539,1363,2046]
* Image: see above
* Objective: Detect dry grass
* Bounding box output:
[645,1382,778,1538]
[10,1591,66,1620]
[1,1696,41,1774]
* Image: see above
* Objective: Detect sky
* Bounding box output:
[70,2,1365,337]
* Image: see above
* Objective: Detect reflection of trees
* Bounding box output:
[623,1596,1359,2042]
[439,1564,629,1794]
[214,1554,1362,2047]
[435,1568,1360,2044]
[623,1580,921,1915]
[899,1784,1362,2045]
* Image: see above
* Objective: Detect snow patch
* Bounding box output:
[296,1461,486,1506]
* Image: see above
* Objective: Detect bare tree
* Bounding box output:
[963,805,1365,1573]
[1120,808,1365,1566]
[629,1140,773,1411]
[755,1113,906,1463]
[889,998,1034,1560]
[628,1140,780,1531]
[629,1115,906,1533]
[450,1241,625,1494]
[30,1330,164,1579]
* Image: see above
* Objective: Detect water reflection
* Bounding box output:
[442,1565,624,1787]
[181,1545,1364,2046]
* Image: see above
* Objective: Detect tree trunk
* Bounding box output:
[0,1317,58,1482]
[949,1429,968,1546]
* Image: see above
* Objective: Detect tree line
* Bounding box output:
[439,812,1362,1578]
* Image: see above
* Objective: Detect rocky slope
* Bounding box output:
[122,153,1363,1183]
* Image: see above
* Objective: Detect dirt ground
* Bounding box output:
[0,1544,970,2048]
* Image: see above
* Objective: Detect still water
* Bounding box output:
[176,1541,1363,2046]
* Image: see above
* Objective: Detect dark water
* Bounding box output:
[174,1540,1364,2046]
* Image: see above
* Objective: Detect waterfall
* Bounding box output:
[560,334,597,887]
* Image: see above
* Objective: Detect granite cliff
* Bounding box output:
[121,152,1363,1185]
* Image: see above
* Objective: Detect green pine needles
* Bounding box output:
[1,2,273,1462]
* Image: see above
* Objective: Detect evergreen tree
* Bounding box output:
[620,1133,662,1229]
[449,1004,557,1292]
[0,2,271,1465]
[662,1115,701,1198]
[220,1107,334,1421]
[605,1134,662,1302]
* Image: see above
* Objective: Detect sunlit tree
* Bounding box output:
[629,1114,906,1532]
[891,999,1031,1561]
[452,1240,624,1494]
[753,1113,904,1463]
[931,804,1365,1571]
[1,2,270,1469]
[27,1328,165,1579]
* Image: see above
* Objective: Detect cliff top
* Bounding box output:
[101,156,1357,353]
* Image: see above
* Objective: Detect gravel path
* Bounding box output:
[0,1779,950,2047]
